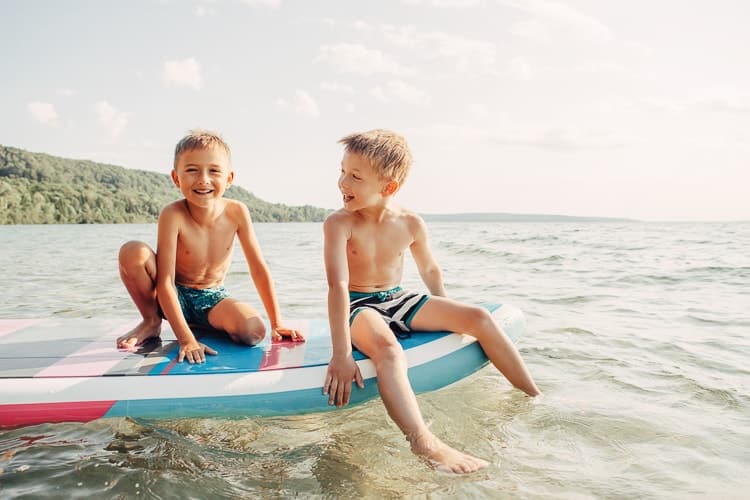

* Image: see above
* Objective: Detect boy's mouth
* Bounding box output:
[194,188,214,195]
[343,194,354,203]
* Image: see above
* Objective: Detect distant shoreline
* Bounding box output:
[420,212,637,223]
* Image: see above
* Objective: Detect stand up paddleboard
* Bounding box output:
[0,303,525,428]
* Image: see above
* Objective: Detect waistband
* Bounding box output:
[176,283,227,293]
[349,286,403,301]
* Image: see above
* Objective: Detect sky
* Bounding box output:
[1,0,749,221]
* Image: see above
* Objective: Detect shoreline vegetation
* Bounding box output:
[1,144,636,225]
[0,144,330,224]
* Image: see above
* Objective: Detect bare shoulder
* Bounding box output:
[222,198,253,229]
[398,207,428,236]
[223,198,252,220]
[323,208,353,238]
[159,199,188,222]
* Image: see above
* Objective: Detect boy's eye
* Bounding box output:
[352,175,361,181]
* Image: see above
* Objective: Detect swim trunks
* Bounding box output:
[159,284,230,327]
[349,286,430,338]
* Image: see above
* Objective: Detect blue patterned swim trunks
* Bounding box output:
[160,284,230,327]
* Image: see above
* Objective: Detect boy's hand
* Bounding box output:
[271,326,305,342]
[323,354,364,407]
[178,339,218,364]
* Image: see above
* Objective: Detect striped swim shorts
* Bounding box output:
[349,286,430,339]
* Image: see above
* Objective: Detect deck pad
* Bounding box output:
[0,303,525,427]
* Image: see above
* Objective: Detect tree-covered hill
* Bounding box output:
[0,144,330,224]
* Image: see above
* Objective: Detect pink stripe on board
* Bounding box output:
[0,319,42,338]
[259,343,307,371]
[259,319,310,371]
[159,358,179,375]
[35,319,142,378]
[0,400,116,428]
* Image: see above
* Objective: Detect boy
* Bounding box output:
[322,129,540,474]
[116,129,302,363]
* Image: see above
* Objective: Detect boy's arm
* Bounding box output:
[323,214,364,407]
[155,207,217,363]
[409,215,447,297]
[235,203,302,341]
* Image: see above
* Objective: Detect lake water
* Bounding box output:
[0,222,748,498]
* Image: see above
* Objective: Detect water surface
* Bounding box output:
[1,222,748,498]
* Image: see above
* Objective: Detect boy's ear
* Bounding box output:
[227,170,234,186]
[382,180,399,196]
[170,169,179,187]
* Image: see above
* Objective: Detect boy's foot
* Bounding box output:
[116,319,162,349]
[407,430,489,474]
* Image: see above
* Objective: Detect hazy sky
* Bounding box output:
[2,0,748,221]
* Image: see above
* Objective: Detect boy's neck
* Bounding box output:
[184,198,224,225]
[356,200,394,222]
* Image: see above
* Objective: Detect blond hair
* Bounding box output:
[338,129,413,185]
[174,129,231,168]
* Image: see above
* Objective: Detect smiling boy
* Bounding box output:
[116,129,302,362]
[323,129,540,473]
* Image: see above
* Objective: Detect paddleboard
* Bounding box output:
[0,303,525,428]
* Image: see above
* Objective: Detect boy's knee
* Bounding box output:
[370,337,405,366]
[119,240,152,264]
[466,306,494,332]
[229,319,266,346]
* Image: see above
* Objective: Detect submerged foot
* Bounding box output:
[117,319,162,349]
[407,430,489,474]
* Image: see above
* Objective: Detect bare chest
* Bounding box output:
[176,220,236,265]
[347,225,412,264]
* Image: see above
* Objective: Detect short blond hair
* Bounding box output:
[174,129,231,168]
[338,129,413,185]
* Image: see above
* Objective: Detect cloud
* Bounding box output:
[509,19,551,42]
[28,102,59,125]
[502,0,613,42]
[493,128,627,152]
[370,80,431,106]
[320,81,355,94]
[411,123,626,152]
[56,88,76,97]
[241,0,281,8]
[162,58,203,90]
[467,103,490,118]
[402,0,483,6]
[194,5,217,17]
[369,87,388,103]
[699,96,750,114]
[95,100,131,141]
[382,27,498,75]
[507,56,533,79]
[315,44,415,76]
[276,90,320,118]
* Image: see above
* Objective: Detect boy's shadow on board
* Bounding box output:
[124,324,227,357]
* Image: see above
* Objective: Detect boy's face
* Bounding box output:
[172,146,233,207]
[338,151,397,211]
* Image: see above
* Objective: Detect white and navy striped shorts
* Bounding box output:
[349,286,430,339]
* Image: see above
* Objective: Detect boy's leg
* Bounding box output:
[351,308,488,473]
[410,297,540,396]
[207,299,266,346]
[116,241,162,348]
